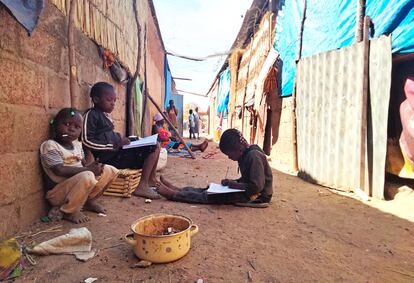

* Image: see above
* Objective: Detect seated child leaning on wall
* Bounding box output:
[156,129,273,208]
[82,82,161,200]
[40,108,119,224]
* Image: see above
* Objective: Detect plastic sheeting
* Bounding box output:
[0,0,44,35]
[164,60,173,109]
[216,68,231,114]
[274,0,414,97]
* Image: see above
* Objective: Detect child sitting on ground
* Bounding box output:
[151,113,208,152]
[40,108,119,223]
[82,82,161,199]
[156,128,273,207]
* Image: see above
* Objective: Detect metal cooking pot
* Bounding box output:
[125,214,199,263]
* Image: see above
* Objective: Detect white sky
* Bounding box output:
[153,0,254,111]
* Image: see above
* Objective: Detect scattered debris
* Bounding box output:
[76,250,96,262]
[247,259,257,271]
[40,216,50,223]
[15,224,63,239]
[131,260,152,268]
[101,243,125,250]
[28,227,95,262]
[145,199,152,203]
[163,227,180,235]
[84,277,98,283]
[97,213,107,217]
[247,270,253,281]
[0,238,23,281]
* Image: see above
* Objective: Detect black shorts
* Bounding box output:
[172,187,248,204]
[104,145,156,169]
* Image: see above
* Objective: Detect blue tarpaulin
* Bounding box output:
[217,67,231,114]
[164,57,173,109]
[274,0,414,97]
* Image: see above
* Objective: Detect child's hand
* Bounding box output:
[221,179,230,186]
[228,181,243,189]
[86,162,104,176]
[121,137,131,145]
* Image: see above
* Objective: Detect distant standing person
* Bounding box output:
[193,107,200,139]
[189,109,196,139]
[166,100,178,132]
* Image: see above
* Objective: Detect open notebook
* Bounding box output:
[122,134,158,149]
[207,183,245,194]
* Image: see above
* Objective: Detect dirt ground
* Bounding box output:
[14,142,414,283]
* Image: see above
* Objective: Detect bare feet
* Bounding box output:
[200,140,208,152]
[133,186,161,199]
[160,175,179,190]
[156,183,177,199]
[84,200,107,213]
[48,206,63,221]
[63,211,89,224]
[149,178,160,188]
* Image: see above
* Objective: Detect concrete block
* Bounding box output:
[13,108,49,152]
[0,154,17,205]
[18,26,64,74]
[0,203,21,238]
[0,152,43,206]
[0,105,15,154]
[75,29,102,67]
[78,83,93,112]
[48,75,71,109]
[0,7,20,55]
[13,152,44,198]
[0,53,46,107]
[39,1,68,45]
[19,192,46,233]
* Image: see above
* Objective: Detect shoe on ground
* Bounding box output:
[234,201,269,208]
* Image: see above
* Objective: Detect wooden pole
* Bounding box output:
[141,27,148,135]
[356,0,366,42]
[297,0,307,59]
[359,16,371,195]
[144,92,196,159]
[68,0,78,108]
[291,0,307,172]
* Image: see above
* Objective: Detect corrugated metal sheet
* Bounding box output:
[368,36,392,199]
[296,36,391,197]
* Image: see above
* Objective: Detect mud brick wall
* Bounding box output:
[269,96,297,172]
[137,0,166,136]
[0,2,128,238]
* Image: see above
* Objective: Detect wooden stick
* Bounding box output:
[144,93,196,159]
[292,0,307,172]
[297,0,307,59]
[355,0,366,43]
[15,224,63,239]
[141,27,148,135]
[68,0,78,108]
[359,16,371,194]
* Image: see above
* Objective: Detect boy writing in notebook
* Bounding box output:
[156,129,273,207]
[82,82,161,199]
